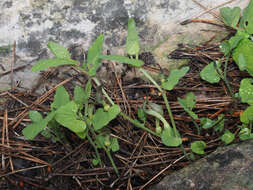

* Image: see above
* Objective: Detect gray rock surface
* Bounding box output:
[0,0,249,92]
[150,140,253,190]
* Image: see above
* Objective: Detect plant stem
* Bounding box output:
[162,91,177,134]
[139,68,177,134]
[87,133,103,167]
[88,120,119,175]
[139,68,192,161]
[191,116,200,135]
[92,75,159,137]
[216,58,234,98]
[104,148,119,176]
[120,112,159,137]
[92,77,115,105]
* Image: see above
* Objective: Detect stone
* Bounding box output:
[0,0,249,92]
[150,140,253,190]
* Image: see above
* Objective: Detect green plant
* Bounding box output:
[219,1,253,142]
[178,92,200,135]
[24,16,194,165]
[191,141,206,155]
[23,2,253,172]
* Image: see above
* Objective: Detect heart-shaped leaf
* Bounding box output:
[220,130,235,145]
[191,141,206,155]
[220,7,241,28]
[200,62,221,84]
[178,93,198,120]
[92,104,121,131]
[55,101,86,134]
[161,127,182,147]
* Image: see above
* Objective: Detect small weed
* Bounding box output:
[22,0,253,176]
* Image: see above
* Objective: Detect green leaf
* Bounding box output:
[214,114,225,132]
[99,55,144,67]
[51,85,70,110]
[87,34,104,76]
[239,78,253,105]
[149,102,164,115]
[178,92,196,110]
[74,80,92,106]
[161,127,182,147]
[238,53,247,71]
[144,108,171,129]
[220,41,231,56]
[178,93,198,120]
[29,111,43,122]
[239,0,253,34]
[232,38,253,76]
[162,66,189,90]
[137,108,146,123]
[200,62,221,83]
[240,105,253,124]
[55,101,86,134]
[48,41,71,59]
[22,111,55,140]
[126,18,140,56]
[92,159,100,166]
[228,34,244,50]
[92,104,121,131]
[239,127,253,140]
[220,7,241,28]
[110,137,120,152]
[201,117,215,129]
[191,141,206,155]
[220,130,235,145]
[32,58,79,72]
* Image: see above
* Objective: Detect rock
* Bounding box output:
[0,0,249,92]
[150,140,253,190]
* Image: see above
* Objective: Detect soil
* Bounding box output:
[0,37,248,189]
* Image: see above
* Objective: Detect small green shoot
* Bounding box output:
[126,18,140,57]
[161,67,189,90]
[200,62,221,84]
[87,34,104,76]
[220,6,241,28]
[178,92,200,134]
[220,130,235,145]
[191,141,206,155]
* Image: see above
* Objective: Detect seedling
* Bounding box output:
[220,130,235,145]
[22,2,253,174]
[190,141,206,155]
[178,92,200,135]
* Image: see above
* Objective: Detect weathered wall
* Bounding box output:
[0,0,249,92]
